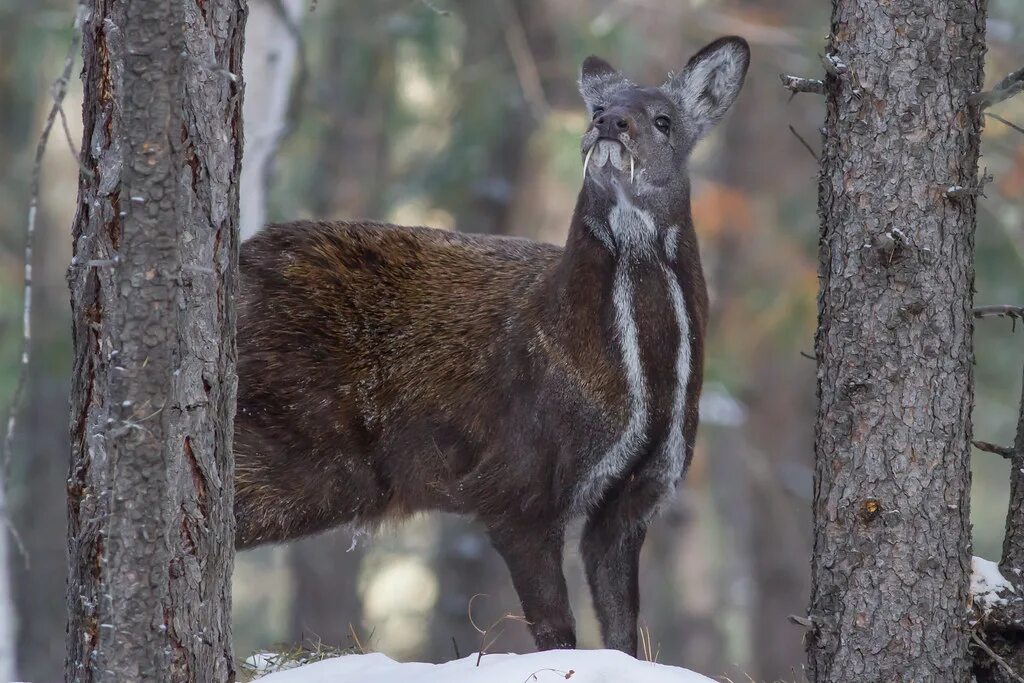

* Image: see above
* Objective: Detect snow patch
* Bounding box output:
[971,556,1016,612]
[246,652,309,675]
[253,650,716,683]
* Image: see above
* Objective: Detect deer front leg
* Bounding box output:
[487,522,576,651]
[580,476,669,655]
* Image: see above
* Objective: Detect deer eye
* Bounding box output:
[654,116,671,134]
[591,107,605,121]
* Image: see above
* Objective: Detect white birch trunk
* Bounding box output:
[240,0,305,240]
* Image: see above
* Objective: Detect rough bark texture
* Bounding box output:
[1001,365,1024,574]
[808,1,986,681]
[975,363,1024,682]
[66,1,245,681]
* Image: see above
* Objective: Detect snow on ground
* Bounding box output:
[252,650,715,683]
[971,555,1016,613]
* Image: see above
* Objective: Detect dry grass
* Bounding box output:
[238,638,360,681]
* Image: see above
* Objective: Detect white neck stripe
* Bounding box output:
[658,263,693,499]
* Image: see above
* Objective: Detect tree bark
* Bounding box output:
[1000,363,1024,575]
[66,1,245,681]
[808,2,986,681]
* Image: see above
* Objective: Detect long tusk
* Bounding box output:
[629,154,634,184]
[583,146,593,179]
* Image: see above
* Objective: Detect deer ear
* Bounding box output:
[662,36,750,141]
[579,55,627,112]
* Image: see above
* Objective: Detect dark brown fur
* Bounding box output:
[234,36,748,656]
[235,216,707,533]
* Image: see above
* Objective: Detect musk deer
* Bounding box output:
[234,36,750,656]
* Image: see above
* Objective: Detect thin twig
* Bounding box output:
[347,622,372,654]
[972,632,1024,683]
[467,594,529,667]
[1,5,84,569]
[521,668,575,682]
[57,101,93,179]
[780,74,824,95]
[788,124,819,161]
[467,593,489,635]
[986,112,1024,137]
[974,440,1015,458]
[972,65,1024,110]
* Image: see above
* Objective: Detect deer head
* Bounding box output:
[577,36,750,244]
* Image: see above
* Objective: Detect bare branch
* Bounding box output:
[2,6,83,503]
[973,440,1016,458]
[975,305,1024,320]
[975,305,1024,332]
[986,112,1024,137]
[788,125,819,161]
[780,73,824,95]
[972,65,1024,110]
[972,632,1024,683]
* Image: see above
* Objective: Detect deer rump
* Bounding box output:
[233,35,749,657]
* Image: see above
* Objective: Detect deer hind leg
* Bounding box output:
[580,475,670,656]
[487,521,576,651]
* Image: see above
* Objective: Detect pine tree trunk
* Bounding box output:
[1000,364,1024,577]
[66,1,246,681]
[975,363,1024,682]
[808,1,986,681]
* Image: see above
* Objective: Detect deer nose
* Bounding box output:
[594,111,632,139]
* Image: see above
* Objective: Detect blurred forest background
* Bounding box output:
[1,0,1022,680]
